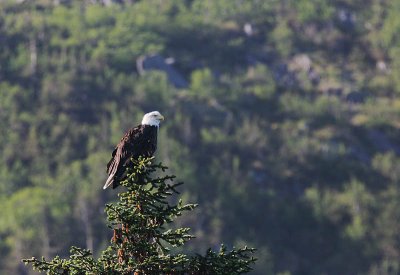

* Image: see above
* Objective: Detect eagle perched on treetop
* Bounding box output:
[103,111,164,189]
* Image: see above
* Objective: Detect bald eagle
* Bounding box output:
[103,111,164,189]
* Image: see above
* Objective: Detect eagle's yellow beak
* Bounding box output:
[159,115,165,121]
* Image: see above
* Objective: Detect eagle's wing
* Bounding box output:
[104,126,142,189]
[106,147,117,172]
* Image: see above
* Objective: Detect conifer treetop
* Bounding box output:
[23,157,256,274]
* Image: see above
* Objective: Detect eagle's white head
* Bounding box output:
[141,111,164,126]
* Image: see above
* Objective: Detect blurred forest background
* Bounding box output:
[1,0,400,274]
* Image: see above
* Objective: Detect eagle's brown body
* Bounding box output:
[105,124,158,189]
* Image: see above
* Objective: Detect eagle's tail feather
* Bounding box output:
[103,174,114,189]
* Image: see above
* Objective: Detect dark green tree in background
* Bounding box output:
[23,158,256,274]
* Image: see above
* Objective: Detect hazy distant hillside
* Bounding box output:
[1,0,400,274]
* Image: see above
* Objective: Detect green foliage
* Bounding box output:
[24,247,101,275]
[23,158,256,274]
[271,19,293,58]
[0,0,400,274]
[293,0,334,23]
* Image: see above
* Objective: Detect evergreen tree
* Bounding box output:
[23,157,256,274]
